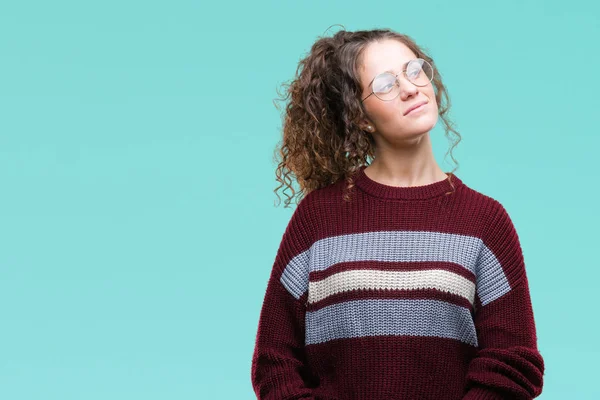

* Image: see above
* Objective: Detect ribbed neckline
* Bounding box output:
[354,165,463,200]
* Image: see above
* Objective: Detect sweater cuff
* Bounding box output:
[462,387,507,400]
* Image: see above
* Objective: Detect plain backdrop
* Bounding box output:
[0,0,598,399]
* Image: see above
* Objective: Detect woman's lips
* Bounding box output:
[405,102,427,115]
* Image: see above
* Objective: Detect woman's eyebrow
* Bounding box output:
[381,59,412,74]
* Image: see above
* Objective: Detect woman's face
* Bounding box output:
[358,39,438,140]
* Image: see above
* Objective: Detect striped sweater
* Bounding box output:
[251,165,545,400]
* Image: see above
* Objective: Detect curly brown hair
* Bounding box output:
[272,26,461,207]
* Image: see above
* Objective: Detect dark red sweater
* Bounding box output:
[251,166,545,400]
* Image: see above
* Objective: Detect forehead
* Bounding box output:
[359,40,417,86]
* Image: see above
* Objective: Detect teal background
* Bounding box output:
[0,0,597,399]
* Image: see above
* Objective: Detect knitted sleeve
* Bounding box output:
[251,194,317,400]
[462,201,545,400]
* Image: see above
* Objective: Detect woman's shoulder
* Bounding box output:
[300,178,353,210]
[457,181,517,237]
[461,182,509,211]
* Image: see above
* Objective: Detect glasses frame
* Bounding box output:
[361,58,435,103]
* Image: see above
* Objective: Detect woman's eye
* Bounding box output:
[376,83,394,93]
[408,68,421,77]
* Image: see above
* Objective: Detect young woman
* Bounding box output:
[251,27,544,400]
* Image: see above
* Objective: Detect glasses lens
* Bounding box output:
[372,58,434,100]
[407,58,434,86]
[372,73,398,101]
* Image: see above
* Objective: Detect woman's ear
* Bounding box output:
[359,120,374,132]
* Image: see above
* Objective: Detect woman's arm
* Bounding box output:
[251,195,317,400]
[463,201,545,399]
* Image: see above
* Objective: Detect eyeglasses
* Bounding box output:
[361,58,434,102]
